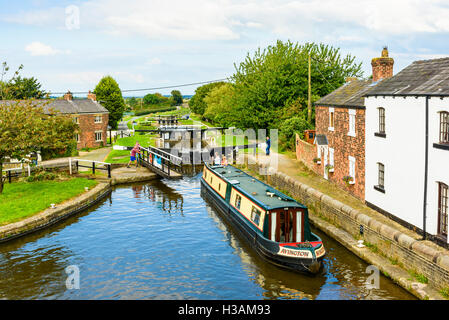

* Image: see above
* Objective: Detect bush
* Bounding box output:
[134,106,177,116]
[279,116,311,150]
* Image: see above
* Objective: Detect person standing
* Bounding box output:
[127,142,141,168]
[266,136,271,156]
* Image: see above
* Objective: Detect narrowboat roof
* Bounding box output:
[207,164,307,211]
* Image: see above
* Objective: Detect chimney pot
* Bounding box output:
[87,90,96,101]
[371,47,394,82]
[63,91,73,101]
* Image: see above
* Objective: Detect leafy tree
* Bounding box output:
[279,116,311,151]
[0,101,78,193]
[127,97,138,109]
[171,90,183,105]
[94,76,126,129]
[188,82,226,115]
[7,76,46,99]
[0,62,45,100]
[230,40,363,129]
[203,83,236,126]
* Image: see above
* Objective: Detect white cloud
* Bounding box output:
[6,0,449,41]
[25,42,70,56]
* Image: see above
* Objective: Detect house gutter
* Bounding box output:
[423,96,430,240]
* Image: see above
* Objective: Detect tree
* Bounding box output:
[279,116,311,151]
[188,82,227,115]
[0,101,78,193]
[203,83,236,126]
[171,90,183,105]
[94,76,126,129]
[7,76,46,99]
[230,40,363,129]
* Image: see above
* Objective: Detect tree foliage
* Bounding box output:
[279,116,311,151]
[230,40,363,129]
[94,76,126,130]
[170,90,183,105]
[0,62,45,100]
[0,101,78,193]
[188,82,227,115]
[203,83,236,126]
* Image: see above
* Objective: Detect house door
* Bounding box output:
[323,146,329,180]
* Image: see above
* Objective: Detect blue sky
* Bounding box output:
[1,0,449,96]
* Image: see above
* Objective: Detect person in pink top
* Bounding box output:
[127,142,141,168]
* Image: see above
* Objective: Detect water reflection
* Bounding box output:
[0,175,415,300]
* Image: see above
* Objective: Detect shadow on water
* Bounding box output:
[0,174,416,300]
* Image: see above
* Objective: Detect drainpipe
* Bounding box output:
[423,96,430,240]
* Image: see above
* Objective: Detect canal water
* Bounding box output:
[0,174,415,300]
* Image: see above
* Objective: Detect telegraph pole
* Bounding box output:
[308,52,312,123]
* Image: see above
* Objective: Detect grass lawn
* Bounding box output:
[0,178,98,226]
[105,134,158,164]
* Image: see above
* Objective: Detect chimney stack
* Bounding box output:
[87,90,96,101]
[371,47,394,82]
[63,91,73,101]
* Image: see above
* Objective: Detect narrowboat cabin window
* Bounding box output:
[251,206,261,225]
[235,194,242,209]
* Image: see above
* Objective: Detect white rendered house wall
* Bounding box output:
[427,97,449,240]
[365,96,426,230]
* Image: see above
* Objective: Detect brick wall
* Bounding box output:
[314,105,365,200]
[76,113,109,149]
[295,135,321,173]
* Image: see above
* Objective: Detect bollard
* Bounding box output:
[107,164,111,179]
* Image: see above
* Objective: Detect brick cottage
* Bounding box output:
[0,91,109,150]
[296,48,394,200]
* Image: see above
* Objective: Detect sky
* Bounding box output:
[1,0,449,97]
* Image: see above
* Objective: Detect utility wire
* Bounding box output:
[49,77,231,95]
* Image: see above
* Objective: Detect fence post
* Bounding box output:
[28,164,31,177]
[76,160,79,173]
[69,158,72,175]
[108,164,111,179]
[92,162,95,175]
[8,170,11,183]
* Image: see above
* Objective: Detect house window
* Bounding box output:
[438,182,448,237]
[73,116,79,124]
[251,206,261,225]
[75,134,80,143]
[440,111,449,144]
[379,108,386,134]
[95,131,102,142]
[329,108,335,131]
[94,115,102,123]
[378,163,385,189]
[235,194,242,210]
[348,156,356,182]
[348,109,356,137]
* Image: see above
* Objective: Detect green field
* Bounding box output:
[0,178,98,226]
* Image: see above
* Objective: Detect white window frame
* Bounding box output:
[75,133,80,143]
[348,155,356,184]
[94,115,102,124]
[329,107,335,131]
[95,131,103,142]
[348,109,356,137]
[73,116,79,124]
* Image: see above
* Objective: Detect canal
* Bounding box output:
[0,174,415,300]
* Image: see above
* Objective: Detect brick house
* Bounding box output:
[0,91,109,150]
[296,48,394,200]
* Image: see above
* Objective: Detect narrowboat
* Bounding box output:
[200,163,326,274]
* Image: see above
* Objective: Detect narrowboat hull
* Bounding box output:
[200,177,324,274]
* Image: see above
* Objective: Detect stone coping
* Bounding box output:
[0,183,111,243]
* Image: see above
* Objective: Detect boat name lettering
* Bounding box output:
[278,247,310,258]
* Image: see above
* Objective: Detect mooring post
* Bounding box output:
[107,164,111,179]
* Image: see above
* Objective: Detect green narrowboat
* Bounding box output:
[200,163,325,274]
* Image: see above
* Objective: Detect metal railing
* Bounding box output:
[137,146,182,177]
[73,159,112,178]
